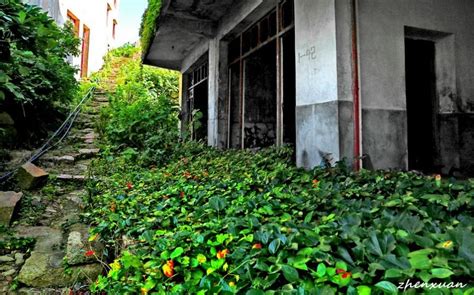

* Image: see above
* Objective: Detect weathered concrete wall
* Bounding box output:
[294,0,355,169]
[358,0,474,171]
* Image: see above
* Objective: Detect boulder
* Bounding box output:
[0,191,22,226]
[16,163,48,190]
[17,251,102,288]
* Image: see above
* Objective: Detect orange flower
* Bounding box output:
[85,250,95,257]
[217,249,230,259]
[126,182,133,190]
[312,179,320,188]
[180,191,185,198]
[252,243,262,249]
[162,260,174,278]
[110,202,116,212]
[183,171,192,179]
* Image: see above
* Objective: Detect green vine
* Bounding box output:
[139,0,162,56]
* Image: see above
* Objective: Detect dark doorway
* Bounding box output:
[192,82,208,141]
[282,29,296,146]
[244,40,277,148]
[405,38,437,172]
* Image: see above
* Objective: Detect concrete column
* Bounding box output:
[208,39,220,147]
[294,0,354,169]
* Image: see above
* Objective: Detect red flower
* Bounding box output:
[180,191,185,198]
[85,250,95,257]
[336,268,345,274]
[342,272,352,279]
[252,243,262,249]
[126,182,133,190]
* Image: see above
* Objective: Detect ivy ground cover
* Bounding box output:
[84,144,474,294]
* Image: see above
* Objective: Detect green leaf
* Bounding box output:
[170,247,184,259]
[374,281,398,294]
[268,239,281,254]
[431,268,454,278]
[246,290,265,295]
[282,265,299,283]
[316,263,327,278]
[357,286,372,295]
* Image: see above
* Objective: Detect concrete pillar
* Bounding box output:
[208,39,219,147]
[294,0,354,169]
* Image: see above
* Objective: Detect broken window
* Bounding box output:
[227,0,295,149]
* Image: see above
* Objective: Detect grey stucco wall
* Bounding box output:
[294,0,355,169]
[358,0,474,171]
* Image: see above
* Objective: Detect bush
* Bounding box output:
[0,0,80,145]
[86,144,474,294]
[94,45,180,165]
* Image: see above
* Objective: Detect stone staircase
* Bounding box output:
[0,91,109,294]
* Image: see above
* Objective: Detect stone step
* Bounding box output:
[55,174,86,183]
[77,148,100,160]
[37,155,75,165]
[17,163,49,190]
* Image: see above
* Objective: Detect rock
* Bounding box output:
[2,269,16,276]
[0,191,22,226]
[0,112,14,125]
[17,251,102,288]
[65,231,95,265]
[15,253,24,265]
[0,255,14,263]
[17,163,49,190]
[14,226,62,252]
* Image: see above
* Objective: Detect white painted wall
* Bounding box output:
[27,0,120,76]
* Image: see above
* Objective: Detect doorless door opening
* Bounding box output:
[405,38,437,172]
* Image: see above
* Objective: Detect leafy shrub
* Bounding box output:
[86,144,474,294]
[94,45,180,164]
[0,0,80,145]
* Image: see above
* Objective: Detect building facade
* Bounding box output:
[144,0,474,175]
[28,0,119,77]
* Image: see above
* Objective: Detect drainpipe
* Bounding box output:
[351,0,362,171]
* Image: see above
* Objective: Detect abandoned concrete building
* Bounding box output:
[143,0,474,175]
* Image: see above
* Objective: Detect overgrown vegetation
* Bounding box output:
[83,45,474,294]
[139,0,162,56]
[0,0,80,145]
[92,44,180,165]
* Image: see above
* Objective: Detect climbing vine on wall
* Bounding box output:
[139,0,162,55]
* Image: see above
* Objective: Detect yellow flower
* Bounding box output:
[197,254,207,264]
[229,281,236,287]
[110,259,121,271]
[141,288,149,295]
[442,240,453,249]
